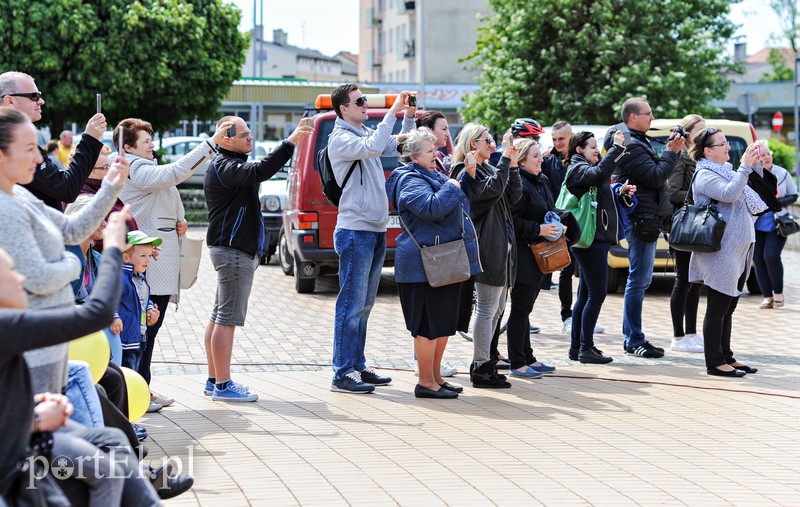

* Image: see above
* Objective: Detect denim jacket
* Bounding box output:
[386,164,482,284]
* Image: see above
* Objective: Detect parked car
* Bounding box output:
[256,141,290,264]
[604,119,757,293]
[159,136,210,187]
[279,94,421,293]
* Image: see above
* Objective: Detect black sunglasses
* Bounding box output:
[3,92,43,102]
[348,96,368,107]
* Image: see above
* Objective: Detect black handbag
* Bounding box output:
[399,209,472,288]
[668,170,726,252]
[776,213,800,237]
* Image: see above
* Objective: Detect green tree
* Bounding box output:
[0,0,248,133]
[768,0,800,53]
[461,0,741,131]
[760,48,794,82]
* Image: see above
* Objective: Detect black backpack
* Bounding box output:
[316,146,360,207]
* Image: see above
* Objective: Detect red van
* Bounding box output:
[278,94,420,293]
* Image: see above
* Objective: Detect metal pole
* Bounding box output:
[417,0,425,109]
[746,93,753,127]
[252,0,257,78]
[795,56,799,183]
[259,0,264,78]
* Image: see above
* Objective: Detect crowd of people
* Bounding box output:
[0,70,789,502]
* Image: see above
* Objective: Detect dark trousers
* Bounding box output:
[456,278,475,333]
[96,385,141,455]
[753,230,787,297]
[703,270,746,369]
[507,282,542,369]
[139,294,171,385]
[490,310,504,361]
[670,249,701,337]
[570,242,610,351]
[100,362,129,418]
[558,250,576,321]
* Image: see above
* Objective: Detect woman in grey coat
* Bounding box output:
[688,129,766,378]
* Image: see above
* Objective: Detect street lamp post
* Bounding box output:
[795,55,799,182]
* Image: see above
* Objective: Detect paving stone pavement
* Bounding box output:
[143,228,800,506]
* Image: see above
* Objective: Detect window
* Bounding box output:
[388,28,393,53]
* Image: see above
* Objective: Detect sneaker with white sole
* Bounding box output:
[146,401,163,413]
[415,363,458,377]
[670,337,704,353]
[331,371,375,394]
[151,392,174,407]
[625,342,665,358]
[211,381,258,402]
[688,334,704,350]
[204,379,249,396]
[561,317,573,334]
[594,324,605,334]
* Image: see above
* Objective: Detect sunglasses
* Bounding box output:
[348,96,368,107]
[3,92,43,102]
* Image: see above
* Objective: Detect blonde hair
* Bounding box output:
[755,139,771,155]
[400,127,437,163]
[514,138,538,165]
[452,123,489,163]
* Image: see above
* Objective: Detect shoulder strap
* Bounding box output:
[340,159,360,189]
[685,168,717,206]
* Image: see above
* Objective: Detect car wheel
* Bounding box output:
[607,268,621,294]
[279,230,293,276]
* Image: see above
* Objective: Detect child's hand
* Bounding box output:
[146,307,160,326]
[110,318,123,335]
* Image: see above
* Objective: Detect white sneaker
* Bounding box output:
[561,317,572,334]
[670,337,704,353]
[440,365,457,377]
[688,334,704,350]
[594,324,606,334]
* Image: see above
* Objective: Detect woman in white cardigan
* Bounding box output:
[115,118,231,408]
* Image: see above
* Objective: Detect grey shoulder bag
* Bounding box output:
[399,209,471,288]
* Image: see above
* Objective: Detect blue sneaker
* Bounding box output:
[212,381,258,402]
[528,362,556,374]
[509,366,544,379]
[133,423,148,441]
[331,371,375,394]
[204,379,249,396]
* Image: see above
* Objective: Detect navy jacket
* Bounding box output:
[205,142,294,257]
[386,164,481,284]
[117,264,154,350]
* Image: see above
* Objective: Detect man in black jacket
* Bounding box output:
[604,97,684,358]
[0,71,107,211]
[203,116,312,402]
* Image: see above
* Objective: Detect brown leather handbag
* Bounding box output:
[529,235,571,274]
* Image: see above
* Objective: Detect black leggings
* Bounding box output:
[703,270,747,369]
[507,282,542,369]
[670,249,701,337]
[570,242,609,351]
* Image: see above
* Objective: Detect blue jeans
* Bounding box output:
[622,225,657,348]
[753,230,787,297]
[66,361,105,428]
[103,327,122,366]
[121,347,143,371]
[332,229,386,380]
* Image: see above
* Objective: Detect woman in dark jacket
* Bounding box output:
[565,131,632,364]
[506,138,561,378]
[451,124,522,388]
[666,114,706,354]
[386,128,481,399]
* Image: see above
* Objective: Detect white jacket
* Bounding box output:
[120,140,217,297]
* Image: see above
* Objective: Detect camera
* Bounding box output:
[670,124,690,141]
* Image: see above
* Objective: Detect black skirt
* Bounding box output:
[397,281,462,339]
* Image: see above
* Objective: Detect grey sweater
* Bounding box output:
[328,113,415,232]
[0,182,122,393]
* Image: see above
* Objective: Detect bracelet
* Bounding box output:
[33,413,42,433]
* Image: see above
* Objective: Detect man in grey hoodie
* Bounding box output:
[328,84,416,394]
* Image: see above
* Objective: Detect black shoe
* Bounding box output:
[471,361,511,388]
[568,348,579,361]
[624,342,665,359]
[358,367,391,385]
[529,325,541,334]
[148,463,173,491]
[707,367,746,377]
[415,384,458,398]
[579,347,613,364]
[439,381,464,393]
[157,473,195,500]
[728,364,758,374]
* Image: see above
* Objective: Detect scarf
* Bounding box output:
[695,158,766,216]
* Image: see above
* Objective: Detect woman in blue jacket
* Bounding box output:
[386,128,481,399]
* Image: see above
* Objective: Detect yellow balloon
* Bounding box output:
[120,367,150,422]
[68,331,110,384]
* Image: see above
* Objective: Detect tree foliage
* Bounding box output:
[0,0,248,132]
[461,0,741,131]
[760,48,794,82]
[769,0,800,53]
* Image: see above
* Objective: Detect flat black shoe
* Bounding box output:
[157,473,195,500]
[568,348,579,361]
[415,384,458,398]
[439,381,464,393]
[707,367,746,377]
[579,347,613,364]
[729,364,758,374]
[149,463,173,490]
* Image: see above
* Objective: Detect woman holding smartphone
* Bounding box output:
[451,124,522,388]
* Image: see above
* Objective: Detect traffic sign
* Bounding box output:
[773,111,784,132]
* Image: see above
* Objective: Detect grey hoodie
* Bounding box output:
[328,113,415,232]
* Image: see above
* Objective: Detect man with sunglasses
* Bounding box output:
[327,84,417,394]
[0,71,107,211]
[604,97,685,359]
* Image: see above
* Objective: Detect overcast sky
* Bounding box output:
[227,0,784,58]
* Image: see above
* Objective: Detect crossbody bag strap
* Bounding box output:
[685,168,717,207]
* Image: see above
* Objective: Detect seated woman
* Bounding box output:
[386,128,481,398]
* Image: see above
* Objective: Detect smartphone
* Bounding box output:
[465,152,476,167]
[754,145,763,158]
[227,123,237,138]
[96,94,101,114]
[118,128,124,155]
[408,95,417,107]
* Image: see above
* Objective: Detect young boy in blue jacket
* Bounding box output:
[111,231,162,370]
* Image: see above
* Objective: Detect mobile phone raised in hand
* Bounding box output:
[227,123,237,138]
[408,95,417,108]
[465,152,476,167]
[96,94,101,114]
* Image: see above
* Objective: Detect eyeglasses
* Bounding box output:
[233,131,252,139]
[709,141,730,148]
[634,110,653,116]
[2,92,43,102]
[348,96,368,107]
[92,164,110,171]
